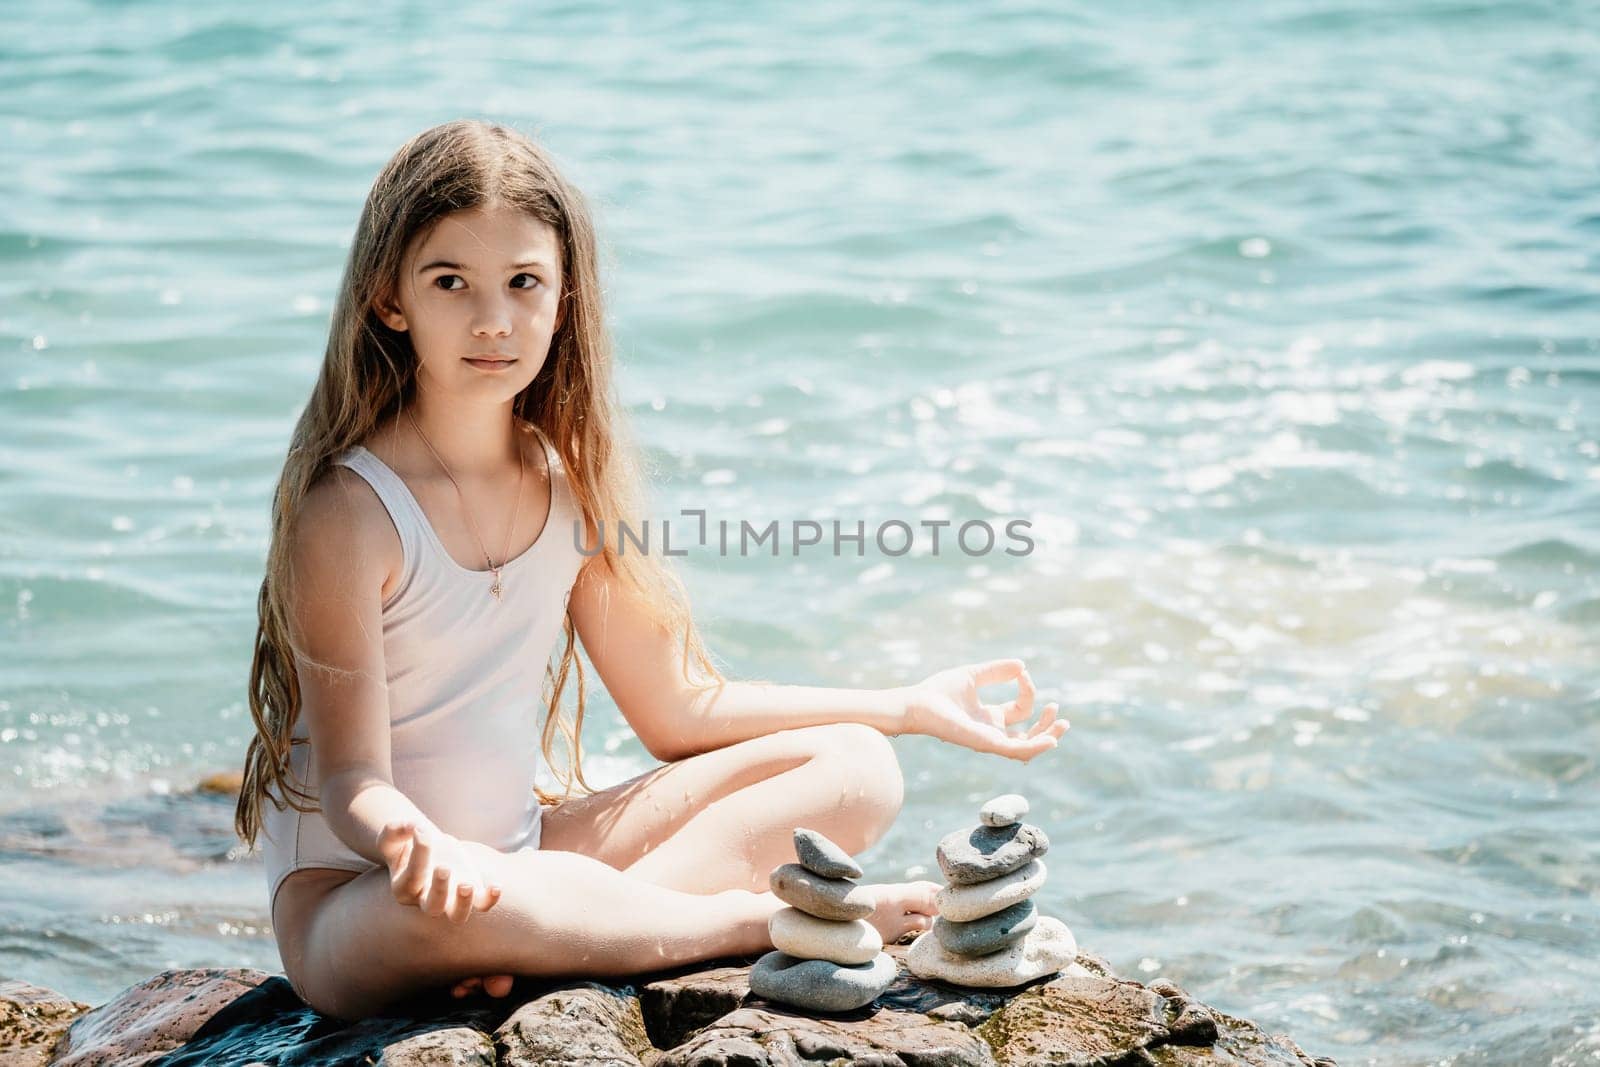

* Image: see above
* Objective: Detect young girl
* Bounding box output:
[233,118,1068,1022]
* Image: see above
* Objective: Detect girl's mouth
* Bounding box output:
[464,356,517,371]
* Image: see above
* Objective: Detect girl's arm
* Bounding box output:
[568,551,1068,763]
[287,470,495,918]
[287,469,443,861]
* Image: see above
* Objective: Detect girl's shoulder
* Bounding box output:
[291,459,404,588]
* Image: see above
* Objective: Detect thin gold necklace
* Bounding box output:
[404,409,525,601]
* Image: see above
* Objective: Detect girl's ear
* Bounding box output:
[374,287,409,333]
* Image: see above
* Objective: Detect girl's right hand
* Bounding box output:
[376,820,504,923]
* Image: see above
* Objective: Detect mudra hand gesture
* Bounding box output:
[902,658,1068,761]
[376,820,504,922]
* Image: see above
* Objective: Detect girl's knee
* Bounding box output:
[813,722,904,816]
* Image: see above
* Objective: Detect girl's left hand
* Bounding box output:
[900,659,1069,761]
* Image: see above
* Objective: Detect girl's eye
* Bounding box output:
[433,274,541,291]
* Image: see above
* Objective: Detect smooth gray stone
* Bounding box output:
[747,950,898,1013]
[793,827,862,880]
[933,899,1038,957]
[769,864,874,921]
[936,822,1049,886]
[979,794,1029,828]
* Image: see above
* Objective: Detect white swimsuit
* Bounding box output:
[259,424,587,920]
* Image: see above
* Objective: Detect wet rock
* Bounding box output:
[976,970,1329,1066]
[378,1025,497,1065]
[496,982,652,1065]
[657,1004,995,1066]
[44,969,511,1066]
[977,972,1172,1063]
[926,999,995,1026]
[49,968,273,1066]
[195,770,244,796]
[639,961,754,1049]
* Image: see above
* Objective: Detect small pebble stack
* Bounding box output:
[907,794,1080,988]
[747,828,898,1013]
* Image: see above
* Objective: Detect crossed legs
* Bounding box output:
[292,722,938,1018]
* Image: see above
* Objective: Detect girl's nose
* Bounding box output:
[470,296,514,337]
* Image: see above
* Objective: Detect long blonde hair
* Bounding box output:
[235,119,721,849]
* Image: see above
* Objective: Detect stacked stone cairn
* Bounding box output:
[747,828,898,1013]
[907,793,1080,987]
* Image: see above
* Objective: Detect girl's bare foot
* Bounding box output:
[450,972,514,1000]
[863,880,942,945]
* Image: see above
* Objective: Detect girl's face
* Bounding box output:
[377,203,565,407]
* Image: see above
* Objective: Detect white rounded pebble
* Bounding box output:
[936,858,1047,922]
[980,794,1029,828]
[769,907,882,966]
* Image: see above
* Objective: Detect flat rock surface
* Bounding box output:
[656,1004,994,1066]
[8,946,1336,1066]
[49,967,274,1067]
[497,982,652,1065]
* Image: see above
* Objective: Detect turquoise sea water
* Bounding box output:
[2,3,1597,1063]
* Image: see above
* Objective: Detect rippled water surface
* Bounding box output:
[3,3,1598,1063]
